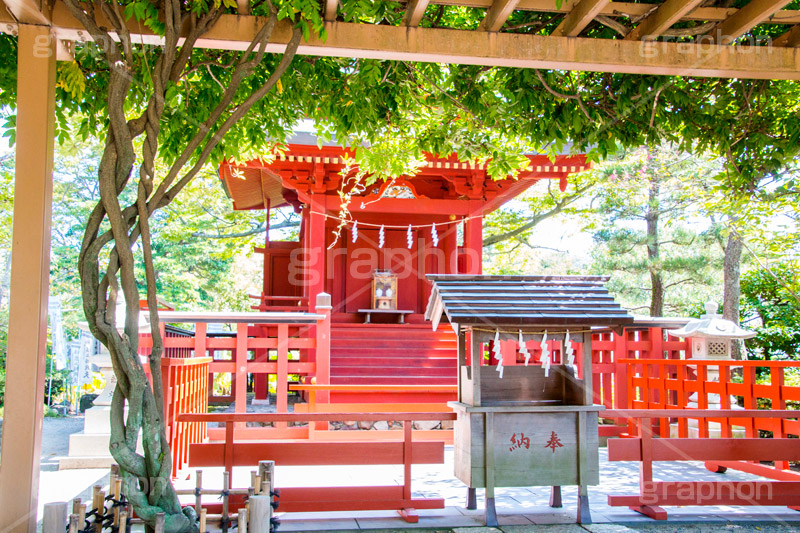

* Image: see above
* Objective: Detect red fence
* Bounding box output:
[620,357,800,481]
[139,299,332,443]
[604,409,800,520]
[161,357,211,477]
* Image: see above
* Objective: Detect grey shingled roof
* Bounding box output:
[424,275,634,331]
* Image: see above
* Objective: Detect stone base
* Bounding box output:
[251,398,270,406]
[67,432,114,458]
[58,455,117,470]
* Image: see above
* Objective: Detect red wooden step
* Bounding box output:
[331,376,456,385]
[331,366,457,377]
[330,357,457,368]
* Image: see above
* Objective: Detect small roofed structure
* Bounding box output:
[425,275,634,333]
[425,275,633,526]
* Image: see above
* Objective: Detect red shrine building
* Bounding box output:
[219,137,588,393]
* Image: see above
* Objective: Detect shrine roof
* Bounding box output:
[424,275,634,332]
[220,141,588,215]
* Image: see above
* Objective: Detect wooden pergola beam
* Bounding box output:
[478,0,521,32]
[2,0,50,24]
[552,0,610,37]
[625,0,703,41]
[325,0,337,21]
[774,24,800,47]
[707,0,794,43]
[4,3,790,80]
[403,0,430,27]
[430,0,800,25]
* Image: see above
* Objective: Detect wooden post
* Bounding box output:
[234,322,248,431]
[0,24,57,533]
[582,336,594,406]
[248,496,271,533]
[42,502,67,533]
[315,293,332,404]
[154,512,166,533]
[483,411,497,527]
[276,324,289,428]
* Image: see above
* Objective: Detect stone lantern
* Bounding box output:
[666,301,756,437]
[60,298,150,468]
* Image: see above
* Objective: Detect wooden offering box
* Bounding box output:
[425,275,634,526]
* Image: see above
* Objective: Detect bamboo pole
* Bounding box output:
[199,508,207,533]
[239,508,248,533]
[68,513,79,533]
[154,512,165,533]
[195,469,203,513]
[222,470,230,533]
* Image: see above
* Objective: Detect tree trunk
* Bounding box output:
[61,1,302,530]
[723,229,744,359]
[646,170,663,317]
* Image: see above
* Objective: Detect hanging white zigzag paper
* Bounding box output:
[351,221,358,243]
[518,330,531,366]
[565,329,575,366]
[431,223,439,247]
[407,224,413,249]
[540,331,551,377]
[379,224,385,248]
[493,329,504,379]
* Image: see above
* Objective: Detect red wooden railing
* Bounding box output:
[177,410,456,522]
[139,296,332,442]
[161,357,211,477]
[620,357,800,480]
[604,409,800,520]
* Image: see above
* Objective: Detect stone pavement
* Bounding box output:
[171,447,800,532]
[23,417,800,531]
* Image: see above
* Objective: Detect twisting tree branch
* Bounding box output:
[62,0,306,530]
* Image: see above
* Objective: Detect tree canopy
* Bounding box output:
[1,0,800,530]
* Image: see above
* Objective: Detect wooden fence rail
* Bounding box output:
[177,411,457,522]
[602,409,800,520]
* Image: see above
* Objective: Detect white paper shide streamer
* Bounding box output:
[431,223,439,247]
[407,224,413,249]
[564,329,575,366]
[351,221,358,243]
[493,329,504,379]
[518,330,531,366]
[379,224,385,248]
[540,331,551,377]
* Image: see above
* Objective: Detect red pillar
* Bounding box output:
[306,197,326,310]
[463,202,483,274]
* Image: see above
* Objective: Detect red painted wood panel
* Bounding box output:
[189,440,444,467]
[609,437,800,462]
[609,482,800,507]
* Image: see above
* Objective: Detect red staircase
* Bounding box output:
[328,323,458,401]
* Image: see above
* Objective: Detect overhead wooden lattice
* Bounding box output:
[1,0,799,78]
[425,274,635,330]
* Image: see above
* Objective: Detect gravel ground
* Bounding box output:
[0,414,85,470]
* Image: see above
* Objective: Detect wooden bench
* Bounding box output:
[179,411,457,522]
[603,409,800,520]
[358,308,413,323]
